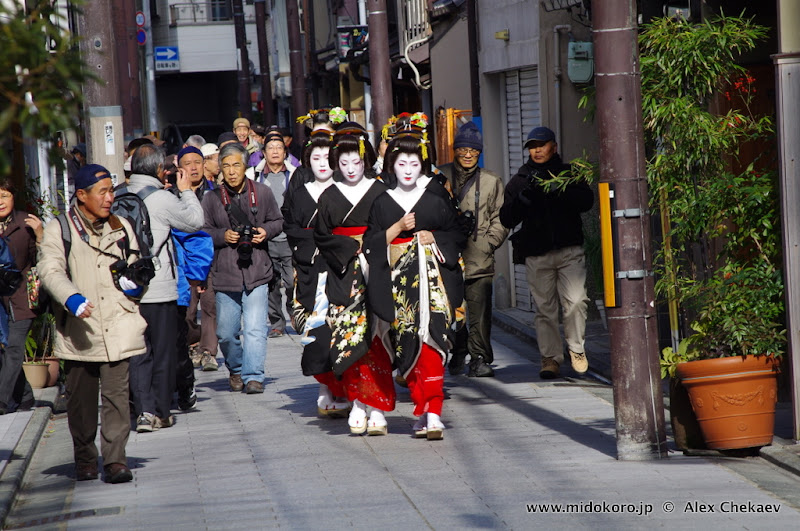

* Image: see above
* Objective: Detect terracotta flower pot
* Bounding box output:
[22,362,50,390]
[44,357,61,387]
[676,355,779,450]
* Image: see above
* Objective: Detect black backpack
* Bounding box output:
[110,185,158,258]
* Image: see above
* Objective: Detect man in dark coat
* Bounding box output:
[499,127,593,379]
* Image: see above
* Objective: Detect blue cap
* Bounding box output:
[177,146,203,163]
[71,142,87,156]
[74,164,111,190]
[524,127,556,148]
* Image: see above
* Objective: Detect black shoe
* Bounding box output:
[447,353,467,376]
[177,388,197,411]
[0,401,7,415]
[104,463,133,484]
[18,398,36,411]
[468,358,495,378]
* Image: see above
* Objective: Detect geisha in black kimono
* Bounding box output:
[313,122,395,436]
[283,129,352,418]
[364,128,466,440]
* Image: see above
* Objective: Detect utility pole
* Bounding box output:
[286,0,307,140]
[77,0,125,182]
[593,0,667,460]
[367,0,393,137]
[254,0,274,126]
[141,0,158,136]
[232,0,252,120]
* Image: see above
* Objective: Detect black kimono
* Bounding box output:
[283,181,330,376]
[364,186,466,377]
[314,177,388,377]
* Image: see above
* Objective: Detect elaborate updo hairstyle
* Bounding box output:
[301,129,334,167]
[329,121,377,171]
[384,113,431,177]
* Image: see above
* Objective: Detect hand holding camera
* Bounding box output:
[109,258,155,300]
[234,224,254,263]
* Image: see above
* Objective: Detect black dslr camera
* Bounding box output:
[109,258,156,297]
[235,224,254,262]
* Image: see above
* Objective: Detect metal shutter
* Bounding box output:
[505,67,540,311]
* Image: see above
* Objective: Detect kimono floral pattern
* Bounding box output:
[329,259,370,375]
[390,237,453,375]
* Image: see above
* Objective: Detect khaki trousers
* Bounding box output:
[525,245,589,365]
[64,359,130,467]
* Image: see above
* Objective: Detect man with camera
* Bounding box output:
[438,122,509,377]
[126,144,205,432]
[38,164,150,484]
[246,128,295,338]
[499,126,594,380]
[203,142,283,394]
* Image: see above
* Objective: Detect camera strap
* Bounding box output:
[457,169,481,242]
[218,179,258,226]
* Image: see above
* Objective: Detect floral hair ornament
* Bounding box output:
[392,112,430,161]
[329,107,347,125]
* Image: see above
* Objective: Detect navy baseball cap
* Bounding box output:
[524,127,556,148]
[75,164,112,190]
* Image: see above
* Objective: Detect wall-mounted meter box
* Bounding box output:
[567,41,594,84]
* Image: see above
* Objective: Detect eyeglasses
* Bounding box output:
[455,148,480,157]
[265,145,284,152]
[0,193,12,200]
[221,162,244,171]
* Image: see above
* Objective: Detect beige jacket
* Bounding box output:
[38,210,147,362]
[439,164,510,279]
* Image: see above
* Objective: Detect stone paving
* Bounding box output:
[3,326,800,529]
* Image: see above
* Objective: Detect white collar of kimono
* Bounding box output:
[335,176,373,206]
[387,177,428,213]
[305,179,333,202]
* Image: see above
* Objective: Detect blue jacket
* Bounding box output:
[172,229,214,307]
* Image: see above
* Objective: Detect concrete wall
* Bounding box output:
[430,20,472,112]
[478,0,539,74]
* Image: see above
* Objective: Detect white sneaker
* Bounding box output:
[348,400,367,435]
[367,408,388,436]
[413,413,428,438]
[426,413,444,440]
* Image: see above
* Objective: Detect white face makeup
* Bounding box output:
[338,151,365,185]
[393,152,422,191]
[310,146,332,182]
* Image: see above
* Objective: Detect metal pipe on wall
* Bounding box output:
[552,25,570,148]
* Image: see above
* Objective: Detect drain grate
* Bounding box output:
[4,506,123,529]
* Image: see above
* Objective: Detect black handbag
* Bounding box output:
[0,265,23,297]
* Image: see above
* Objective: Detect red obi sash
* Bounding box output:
[332,226,367,236]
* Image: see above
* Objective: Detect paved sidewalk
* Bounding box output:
[4,326,800,529]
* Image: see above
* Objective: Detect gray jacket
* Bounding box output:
[126,173,204,303]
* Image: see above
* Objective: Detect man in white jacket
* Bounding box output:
[125,144,204,433]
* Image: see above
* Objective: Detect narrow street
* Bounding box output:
[4,326,800,530]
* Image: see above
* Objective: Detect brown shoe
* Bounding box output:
[76,463,99,481]
[201,350,219,371]
[103,463,133,484]
[229,373,244,392]
[245,380,264,394]
[189,344,202,368]
[539,357,560,379]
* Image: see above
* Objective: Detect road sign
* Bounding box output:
[136,29,146,46]
[135,11,145,27]
[154,46,180,71]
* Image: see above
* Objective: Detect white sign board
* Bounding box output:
[155,46,180,71]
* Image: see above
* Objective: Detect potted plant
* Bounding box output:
[23,313,58,388]
[642,14,784,450]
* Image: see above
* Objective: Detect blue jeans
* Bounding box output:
[216,284,268,384]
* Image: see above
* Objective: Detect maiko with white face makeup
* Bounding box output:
[310,146,332,182]
[338,152,365,185]
[393,153,422,191]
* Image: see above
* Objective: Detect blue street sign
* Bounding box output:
[154,47,179,61]
[154,46,180,71]
[136,29,146,46]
